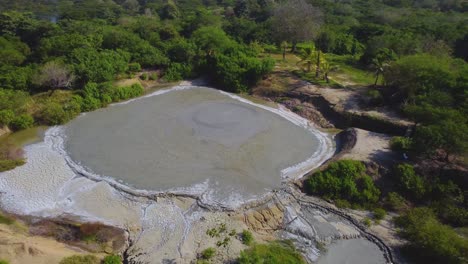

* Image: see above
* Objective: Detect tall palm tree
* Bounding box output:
[371,48,395,86]
[281,41,289,61]
[371,58,387,86]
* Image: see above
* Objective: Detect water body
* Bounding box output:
[62,86,332,205]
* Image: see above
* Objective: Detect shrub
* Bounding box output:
[241,229,254,246]
[373,208,387,221]
[149,73,158,80]
[394,163,425,200]
[395,207,468,264]
[335,199,352,208]
[238,241,306,264]
[384,192,408,212]
[200,247,216,260]
[103,83,144,102]
[363,217,372,227]
[81,96,102,112]
[0,159,25,172]
[163,63,192,81]
[128,63,141,73]
[59,255,99,264]
[40,102,69,125]
[102,255,122,264]
[305,160,380,208]
[9,114,33,131]
[0,213,14,225]
[0,110,14,126]
[140,73,148,80]
[390,137,413,152]
[366,89,383,105]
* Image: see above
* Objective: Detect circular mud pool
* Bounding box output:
[60,86,333,207]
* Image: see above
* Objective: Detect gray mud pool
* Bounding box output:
[63,86,332,205]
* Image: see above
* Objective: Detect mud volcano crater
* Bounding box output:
[63,87,333,207]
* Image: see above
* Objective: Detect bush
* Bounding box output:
[140,73,148,80]
[163,63,192,81]
[0,159,25,172]
[149,73,158,80]
[390,137,413,152]
[40,102,69,125]
[59,255,99,264]
[128,63,141,73]
[9,114,34,131]
[238,241,306,264]
[363,217,372,227]
[200,247,216,260]
[395,207,468,264]
[102,255,122,264]
[373,208,387,221]
[0,110,14,126]
[103,83,144,102]
[305,160,381,208]
[394,164,425,200]
[0,213,14,225]
[384,192,408,212]
[366,89,383,105]
[241,229,254,246]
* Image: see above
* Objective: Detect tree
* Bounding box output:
[297,45,316,72]
[394,163,425,200]
[395,208,468,264]
[297,45,327,78]
[70,48,130,84]
[271,0,323,52]
[321,62,338,83]
[280,41,288,60]
[192,26,235,56]
[370,48,395,86]
[35,61,75,90]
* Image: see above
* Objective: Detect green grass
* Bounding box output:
[327,54,379,86]
[0,213,15,225]
[292,70,343,88]
[238,241,306,264]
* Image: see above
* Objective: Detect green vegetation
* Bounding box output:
[241,229,254,246]
[384,192,408,212]
[0,260,9,264]
[390,136,413,152]
[102,255,122,264]
[0,212,14,225]
[238,241,306,264]
[373,208,387,221]
[395,208,468,264]
[305,160,380,208]
[59,255,99,264]
[200,247,216,260]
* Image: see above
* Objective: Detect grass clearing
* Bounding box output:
[327,54,379,86]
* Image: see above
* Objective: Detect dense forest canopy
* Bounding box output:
[0,0,467,263]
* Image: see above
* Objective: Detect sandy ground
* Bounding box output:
[296,85,413,127]
[341,128,396,163]
[0,223,103,264]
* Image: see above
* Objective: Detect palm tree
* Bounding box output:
[297,45,315,72]
[281,41,289,61]
[371,48,395,86]
[321,62,338,83]
[371,58,387,86]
